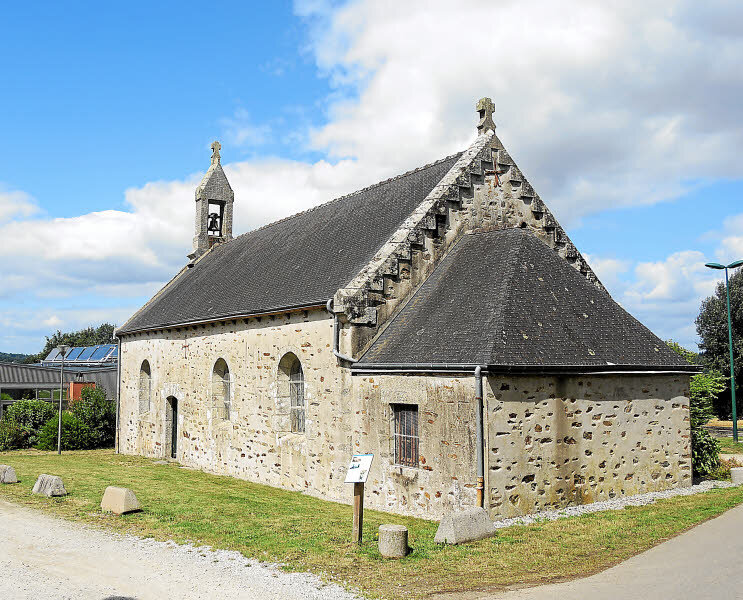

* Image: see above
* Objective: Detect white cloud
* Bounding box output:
[4,1,743,353]
[0,188,38,223]
[299,0,743,226]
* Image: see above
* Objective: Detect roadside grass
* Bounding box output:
[717,436,743,454]
[2,449,743,599]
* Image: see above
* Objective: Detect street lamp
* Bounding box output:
[705,260,743,442]
[56,344,70,455]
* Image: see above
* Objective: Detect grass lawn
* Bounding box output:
[2,450,743,599]
[717,436,743,455]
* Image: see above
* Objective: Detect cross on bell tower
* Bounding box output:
[188,140,235,262]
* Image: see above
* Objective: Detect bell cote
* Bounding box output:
[188,141,235,261]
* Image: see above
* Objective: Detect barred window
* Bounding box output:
[289,359,305,433]
[138,360,151,414]
[393,404,419,467]
[211,358,231,421]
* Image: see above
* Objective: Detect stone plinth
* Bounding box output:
[379,524,408,558]
[101,486,141,515]
[731,467,743,485]
[0,465,18,484]
[32,474,67,497]
[434,507,496,545]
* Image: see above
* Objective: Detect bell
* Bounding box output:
[207,212,221,234]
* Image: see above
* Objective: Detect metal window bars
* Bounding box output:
[289,361,305,433]
[394,404,419,467]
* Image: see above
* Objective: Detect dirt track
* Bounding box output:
[0,500,358,600]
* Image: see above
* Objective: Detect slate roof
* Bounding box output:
[357,228,695,371]
[119,154,461,334]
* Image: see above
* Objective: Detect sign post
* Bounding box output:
[345,453,373,545]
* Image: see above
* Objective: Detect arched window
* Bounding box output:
[139,360,151,414]
[211,358,231,421]
[279,353,305,433]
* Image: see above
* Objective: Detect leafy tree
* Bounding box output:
[0,352,29,363]
[71,387,115,448]
[667,340,725,476]
[23,323,117,364]
[3,399,56,447]
[696,268,743,402]
[35,412,92,451]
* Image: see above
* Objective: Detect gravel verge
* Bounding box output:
[0,499,361,600]
[492,480,738,529]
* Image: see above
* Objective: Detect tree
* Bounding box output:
[667,340,725,476]
[696,268,743,402]
[23,323,117,364]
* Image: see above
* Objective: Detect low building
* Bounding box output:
[116,100,695,519]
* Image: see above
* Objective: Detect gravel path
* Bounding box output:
[0,500,361,600]
[491,479,737,529]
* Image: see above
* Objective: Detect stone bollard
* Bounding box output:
[32,474,67,497]
[101,486,141,515]
[0,465,18,484]
[379,524,409,558]
[434,507,497,545]
[731,467,743,485]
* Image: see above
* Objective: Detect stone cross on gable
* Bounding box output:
[476,97,496,134]
[210,140,221,165]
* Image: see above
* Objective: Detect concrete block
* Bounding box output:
[731,467,743,485]
[32,474,67,497]
[0,465,18,484]
[101,486,141,515]
[379,524,408,558]
[434,507,496,545]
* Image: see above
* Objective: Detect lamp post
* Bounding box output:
[705,260,743,442]
[56,344,70,455]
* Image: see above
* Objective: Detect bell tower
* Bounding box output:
[188,140,235,261]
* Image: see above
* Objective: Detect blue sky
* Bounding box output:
[1,1,742,354]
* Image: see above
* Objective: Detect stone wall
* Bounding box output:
[484,374,692,518]
[119,315,479,518]
[120,316,691,520]
[119,308,354,503]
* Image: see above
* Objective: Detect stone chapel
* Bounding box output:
[116,99,696,519]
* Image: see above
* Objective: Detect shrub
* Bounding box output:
[692,427,721,477]
[1,392,12,403]
[0,419,27,451]
[71,387,115,448]
[4,399,56,447]
[36,412,92,451]
[707,456,743,481]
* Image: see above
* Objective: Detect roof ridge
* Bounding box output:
[224,152,463,245]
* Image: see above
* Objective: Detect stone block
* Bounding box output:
[434,507,496,545]
[379,524,408,558]
[731,467,743,485]
[32,474,67,497]
[101,486,141,515]
[0,465,18,484]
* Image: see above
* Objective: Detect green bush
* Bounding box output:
[71,387,115,448]
[4,399,56,447]
[35,412,92,451]
[692,427,720,477]
[1,392,12,403]
[0,419,27,451]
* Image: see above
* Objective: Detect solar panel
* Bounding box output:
[90,344,115,361]
[77,347,96,361]
[67,347,85,361]
[109,346,119,359]
[45,348,61,361]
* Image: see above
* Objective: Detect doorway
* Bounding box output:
[166,396,178,459]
